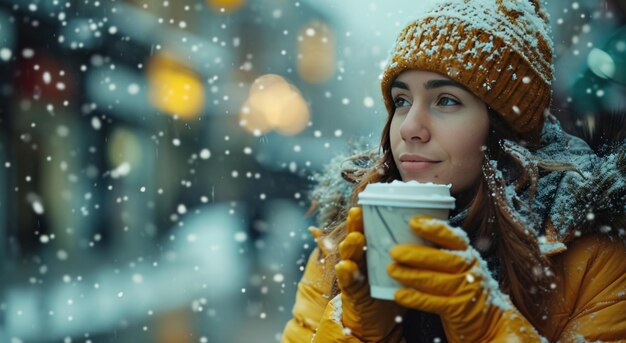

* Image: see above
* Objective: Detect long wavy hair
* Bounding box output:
[322,107,569,328]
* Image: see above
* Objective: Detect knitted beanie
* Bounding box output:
[381,0,554,141]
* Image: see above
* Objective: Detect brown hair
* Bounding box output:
[322,108,564,328]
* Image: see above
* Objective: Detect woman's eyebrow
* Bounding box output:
[424,79,470,92]
[390,80,409,90]
[391,79,470,93]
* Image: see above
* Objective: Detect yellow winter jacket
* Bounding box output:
[281,232,626,342]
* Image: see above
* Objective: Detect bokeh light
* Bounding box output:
[297,21,336,84]
[239,99,273,136]
[1,1,625,342]
[587,48,616,79]
[206,0,245,13]
[107,127,142,172]
[147,53,204,120]
[240,74,310,136]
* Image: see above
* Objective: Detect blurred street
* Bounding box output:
[0,0,624,342]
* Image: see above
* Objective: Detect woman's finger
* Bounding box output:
[347,207,364,234]
[339,231,366,262]
[389,244,471,273]
[409,216,469,250]
[308,226,334,256]
[387,263,469,295]
[335,260,365,292]
[394,288,457,315]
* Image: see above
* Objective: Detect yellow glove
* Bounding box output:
[388,216,542,343]
[282,227,336,342]
[313,207,406,342]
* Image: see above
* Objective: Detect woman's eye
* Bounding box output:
[394,97,410,108]
[437,96,460,106]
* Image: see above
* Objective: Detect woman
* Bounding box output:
[282,0,626,342]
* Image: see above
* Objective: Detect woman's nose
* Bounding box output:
[400,105,431,143]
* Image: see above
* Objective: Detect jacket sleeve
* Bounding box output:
[281,226,337,343]
[540,233,626,341]
[281,247,332,342]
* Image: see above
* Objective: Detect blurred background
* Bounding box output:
[0,0,624,342]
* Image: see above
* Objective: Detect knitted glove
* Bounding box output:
[313,207,406,343]
[388,216,542,343]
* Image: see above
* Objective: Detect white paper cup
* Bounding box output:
[357,181,455,300]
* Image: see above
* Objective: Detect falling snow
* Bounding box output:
[0,1,623,343]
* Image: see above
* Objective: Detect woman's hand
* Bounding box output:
[388,216,542,343]
[313,207,406,342]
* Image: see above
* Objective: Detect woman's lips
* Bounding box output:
[400,161,439,172]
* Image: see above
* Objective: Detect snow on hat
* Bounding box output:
[381,0,554,141]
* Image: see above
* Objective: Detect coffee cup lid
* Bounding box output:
[357,181,455,209]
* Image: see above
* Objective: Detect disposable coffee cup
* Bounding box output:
[357,181,456,300]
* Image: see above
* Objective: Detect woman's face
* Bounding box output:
[389,70,489,194]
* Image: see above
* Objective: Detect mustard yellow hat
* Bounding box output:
[381,0,553,141]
